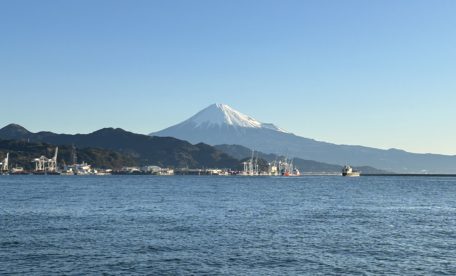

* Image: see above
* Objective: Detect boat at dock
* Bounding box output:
[279,158,301,176]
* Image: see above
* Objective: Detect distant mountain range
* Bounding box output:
[0,123,389,173]
[152,104,456,173]
[0,124,239,169]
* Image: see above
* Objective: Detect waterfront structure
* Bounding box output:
[240,150,259,176]
[0,153,9,173]
[60,145,99,175]
[279,158,301,176]
[32,147,59,173]
[268,161,279,176]
[63,162,93,175]
[142,165,174,175]
[10,166,25,174]
[206,169,229,175]
[120,166,142,174]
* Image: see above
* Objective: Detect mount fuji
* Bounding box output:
[151,104,456,173]
[151,103,292,145]
[163,103,288,133]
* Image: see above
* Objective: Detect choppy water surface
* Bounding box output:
[1,176,456,275]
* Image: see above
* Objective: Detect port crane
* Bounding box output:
[1,153,9,172]
[242,150,259,175]
[33,147,58,172]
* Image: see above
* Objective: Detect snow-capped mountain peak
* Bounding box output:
[186,103,288,132]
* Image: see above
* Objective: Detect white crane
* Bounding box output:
[33,156,48,171]
[47,147,58,172]
[32,147,58,172]
[1,153,9,172]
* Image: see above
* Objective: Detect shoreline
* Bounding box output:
[2,173,456,177]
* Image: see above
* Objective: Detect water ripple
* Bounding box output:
[1,175,456,275]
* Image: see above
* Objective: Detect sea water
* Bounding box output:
[1,176,456,275]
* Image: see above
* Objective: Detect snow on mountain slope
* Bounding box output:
[179,103,288,132]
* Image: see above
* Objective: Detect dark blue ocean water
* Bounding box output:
[1,176,456,275]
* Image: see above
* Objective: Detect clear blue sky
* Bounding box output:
[1,0,455,155]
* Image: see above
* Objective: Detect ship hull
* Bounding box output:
[342,172,360,177]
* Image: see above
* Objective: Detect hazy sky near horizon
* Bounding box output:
[1,0,455,155]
